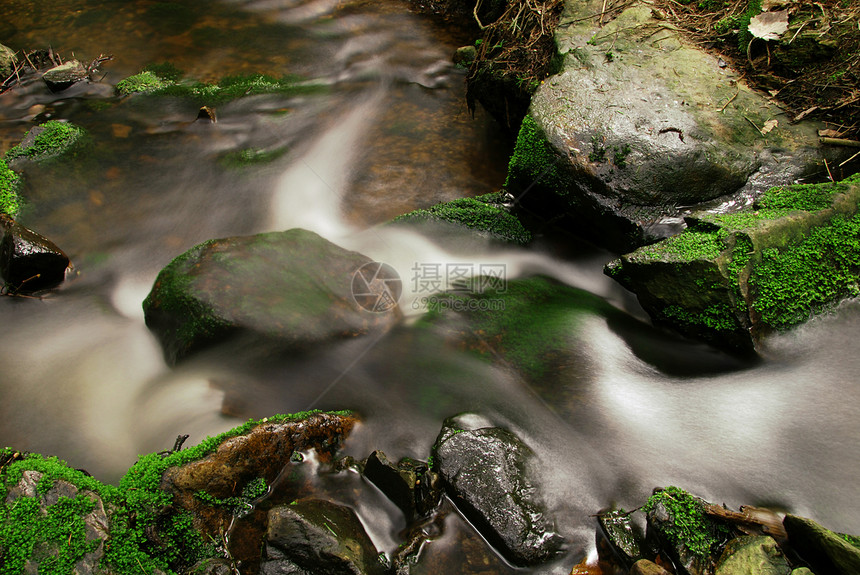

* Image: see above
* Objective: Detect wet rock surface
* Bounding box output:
[0,213,70,292]
[41,59,88,92]
[161,411,358,539]
[263,498,389,575]
[143,228,401,364]
[430,413,564,566]
[363,450,441,523]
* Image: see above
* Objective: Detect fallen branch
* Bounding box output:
[819,137,860,147]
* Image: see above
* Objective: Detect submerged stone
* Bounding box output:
[363,450,441,522]
[263,498,388,575]
[0,214,71,292]
[510,0,844,252]
[597,507,652,570]
[605,176,860,354]
[143,228,401,364]
[431,413,564,566]
[5,120,89,163]
[783,514,860,575]
[41,59,88,92]
[631,559,673,575]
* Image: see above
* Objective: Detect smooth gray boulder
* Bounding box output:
[143,228,401,364]
[506,0,844,251]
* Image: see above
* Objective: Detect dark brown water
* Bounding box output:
[1,1,859,573]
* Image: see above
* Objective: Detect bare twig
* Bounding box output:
[718,89,739,112]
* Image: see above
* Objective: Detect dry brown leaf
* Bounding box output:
[818,128,844,137]
[748,11,790,41]
[761,119,778,134]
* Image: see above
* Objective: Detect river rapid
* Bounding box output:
[0,0,858,572]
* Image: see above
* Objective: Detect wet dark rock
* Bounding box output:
[143,228,401,364]
[430,413,564,566]
[783,514,860,575]
[714,536,792,575]
[512,0,846,252]
[196,105,217,123]
[262,498,389,575]
[631,559,673,575]
[0,213,70,292]
[597,507,652,570]
[160,411,358,540]
[363,450,441,522]
[41,59,88,92]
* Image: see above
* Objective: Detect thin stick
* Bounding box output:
[744,116,765,136]
[718,89,739,112]
[824,158,835,182]
[839,149,860,167]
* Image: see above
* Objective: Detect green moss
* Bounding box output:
[0,158,22,216]
[0,451,121,575]
[123,73,324,106]
[393,193,531,245]
[750,213,860,329]
[2,411,350,574]
[219,146,288,168]
[505,115,568,198]
[757,176,858,211]
[641,226,725,262]
[5,121,88,162]
[643,486,732,561]
[663,303,739,332]
[116,71,174,95]
[424,277,612,379]
[194,477,268,513]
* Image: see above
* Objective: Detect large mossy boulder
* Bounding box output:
[430,413,564,566]
[783,514,860,575]
[506,0,843,252]
[143,228,401,364]
[605,175,860,354]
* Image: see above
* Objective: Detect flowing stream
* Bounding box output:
[1,0,859,572]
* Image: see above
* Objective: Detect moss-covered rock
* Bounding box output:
[393,192,531,245]
[5,120,89,163]
[605,175,860,354]
[0,411,357,575]
[512,0,845,252]
[0,43,17,78]
[143,228,401,364]
[783,514,860,575]
[643,486,733,575]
